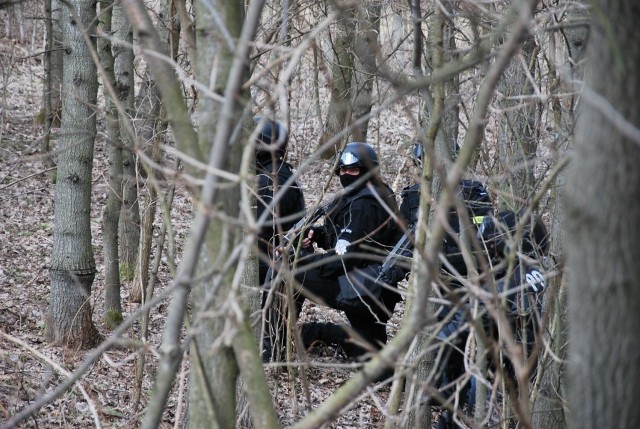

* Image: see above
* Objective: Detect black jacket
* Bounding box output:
[437,261,546,356]
[490,262,546,351]
[399,180,493,276]
[257,160,305,271]
[312,182,398,278]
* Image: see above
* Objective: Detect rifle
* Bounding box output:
[378,223,415,283]
[265,193,344,285]
[335,223,415,309]
[278,198,335,253]
[261,194,343,362]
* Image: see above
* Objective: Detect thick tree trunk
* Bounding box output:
[99,0,124,327]
[47,0,99,348]
[188,1,247,428]
[564,2,640,428]
[350,3,380,142]
[318,6,355,157]
[532,4,588,427]
[113,1,141,281]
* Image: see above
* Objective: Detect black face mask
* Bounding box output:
[339,173,364,190]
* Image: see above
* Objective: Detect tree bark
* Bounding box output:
[318,5,355,157]
[47,0,99,348]
[129,0,168,303]
[532,3,588,427]
[98,0,124,327]
[497,35,539,208]
[113,0,141,282]
[403,7,445,428]
[350,3,380,142]
[187,1,246,427]
[565,2,640,428]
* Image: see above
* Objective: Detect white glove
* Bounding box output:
[335,239,351,256]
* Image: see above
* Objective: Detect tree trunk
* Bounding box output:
[350,3,380,142]
[403,8,445,428]
[129,73,163,304]
[113,1,141,282]
[496,34,539,208]
[50,0,63,127]
[317,6,355,157]
[441,0,460,158]
[564,2,640,428]
[532,4,588,427]
[187,1,249,427]
[129,0,168,303]
[98,0,124,327]
[47,0,99,348]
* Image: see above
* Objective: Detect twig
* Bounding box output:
[0,166,57,191]
[0,331,102,429]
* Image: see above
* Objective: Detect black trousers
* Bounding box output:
[294,266,391,358]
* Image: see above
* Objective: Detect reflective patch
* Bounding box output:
[473,215,485,225]
[340,152,359,166]
[335,239,350,255]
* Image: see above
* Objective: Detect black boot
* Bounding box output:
[300,322,350,351]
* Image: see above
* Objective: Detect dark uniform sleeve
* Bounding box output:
[317,196,389,278]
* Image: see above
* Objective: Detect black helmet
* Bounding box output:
[334,142,379,175]
[477,210,549,258]
[254,117,288,161]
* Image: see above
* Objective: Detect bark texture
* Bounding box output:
[318,6,355,157]
[47,0,99,347]
[99,0,124,326]
[532,4,588,427]
[113,1,141,281]
[350,3,380,142]
[188,1,247,427]
[497,35,539,207]
[564,2,640,428]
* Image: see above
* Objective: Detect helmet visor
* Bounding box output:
[412,143,423,168]
[340,151,359,167]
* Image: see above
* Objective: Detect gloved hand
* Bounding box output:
[302,226,321,248]
[380,265,407,286]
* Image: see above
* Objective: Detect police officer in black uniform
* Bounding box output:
[399,143,493,276]
[255,117,305,285]
[398,143,494,427]
[295,142,401,362]
[476,209,549,378]
[435,210,549,428]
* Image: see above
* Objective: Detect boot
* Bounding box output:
[300,322,350,351]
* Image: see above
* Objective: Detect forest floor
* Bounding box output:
[0,39,445,429]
